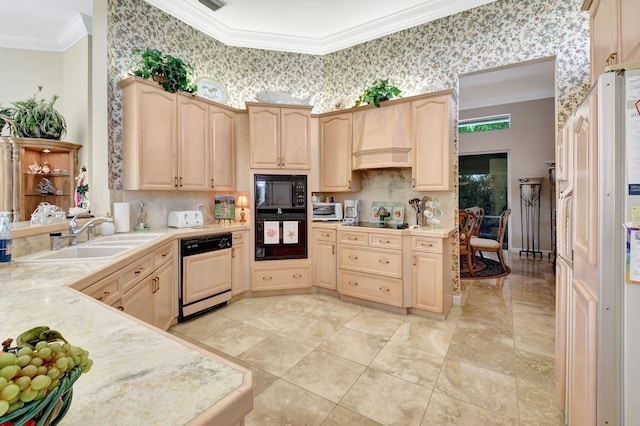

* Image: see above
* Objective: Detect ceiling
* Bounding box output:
[0,0,555,109]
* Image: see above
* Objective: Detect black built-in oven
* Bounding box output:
[254,174,307,261]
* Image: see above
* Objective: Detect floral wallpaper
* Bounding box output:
[107,0,589,295]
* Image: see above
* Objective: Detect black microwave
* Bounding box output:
[254,174,306,211]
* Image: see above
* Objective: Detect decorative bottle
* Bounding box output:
[0,212,13,263]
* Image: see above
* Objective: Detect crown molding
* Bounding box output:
[0,13,91,52]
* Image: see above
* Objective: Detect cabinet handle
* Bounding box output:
[379,259,390,264]
[348,180,351,190]
[179,176,183,188]
[380,239,391,244]
[412,178,416,188]
[96,291,110,301]
[413,255,416,266]
[174,176,178,188]
[606,52,617,66]
[211,178,215,189]
[117,306,124,311]
[332,245,335,255]
[134,267,144,275]
[232,248,236,258]
[321,232,330,237]
[379,287,390,292]
[348,280,358,286]
[420,243,433,247]
[292,273,302,278]
[348,236,359,241]
[348,255,358,260]
[262,276,272,280]
[161,252,170,258]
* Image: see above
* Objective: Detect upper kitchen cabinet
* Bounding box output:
[247,103,312,169]
[411,92,456,191]
[119,77,236,191]
[0,137,81,221]
[318,112,361,192]
[583,0,640,83]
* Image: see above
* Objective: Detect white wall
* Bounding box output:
[459,97,556,254]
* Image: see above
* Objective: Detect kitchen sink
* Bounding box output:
[22,245,134,262]
[94,233,164,242]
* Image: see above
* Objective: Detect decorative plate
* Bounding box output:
[195,77,228,104]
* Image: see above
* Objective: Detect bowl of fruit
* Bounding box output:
[0,326,92,426]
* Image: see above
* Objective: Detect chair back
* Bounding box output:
[496,209,511,245]
[465,206,484,237]
[458,210,475,249]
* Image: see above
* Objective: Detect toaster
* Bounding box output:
[168,210,204,228]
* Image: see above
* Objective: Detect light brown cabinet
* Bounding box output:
[151,260,176,330]
[411,93,455,191]
[555,256,572,413]
[0,137,81,222]
[231,231,249,296]
[584,0,640,83]
[410,236,451,315]
[312,227,337,290]
[318,113,361,192]
[251,261,312,291]
[247,103,312,169]
[119,77,235,191]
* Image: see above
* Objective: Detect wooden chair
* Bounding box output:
[459,210,476,276]
[470,209,511,272]
[465,206,485,237]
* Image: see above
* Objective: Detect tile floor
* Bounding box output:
[170,253,563,425]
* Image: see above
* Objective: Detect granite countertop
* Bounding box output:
[1,223,252,425]
[312,221,456,238]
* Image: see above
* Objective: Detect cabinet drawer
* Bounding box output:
[340,246,402,278]
[368,233,402,250]
[121,254,154,294]
[84,275,121,306]
[339,270,403,307]
[412,236,443,253]
[338,230,368,246]
[153,241,174,268]
[252,265,312,290]
[314,228,336,242]
[232,232,245,245]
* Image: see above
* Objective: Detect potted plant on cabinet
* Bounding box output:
[131,48,197,94]
[354,79,402,107]
[0,86,67,140]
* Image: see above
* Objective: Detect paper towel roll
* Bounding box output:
[113,202,130,233]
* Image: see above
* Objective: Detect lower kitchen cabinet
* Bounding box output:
[152,260,176,331]
[232,231,249,295]
[312,227,337,290]
[122,277,154,324]
[410,236,451,316]
[339,270,403,307]
[251,262,312,291]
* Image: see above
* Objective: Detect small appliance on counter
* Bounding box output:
[343,200,360,225]
[168,210,204,228]
[311,202,342,221]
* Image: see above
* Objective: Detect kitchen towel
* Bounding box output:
[113,202,130,233]
[283,221,298,244]
[264,221,279,244]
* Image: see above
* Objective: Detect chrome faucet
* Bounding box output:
[50,214,114,250]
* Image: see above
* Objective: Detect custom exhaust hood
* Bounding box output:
[351,102,413,170]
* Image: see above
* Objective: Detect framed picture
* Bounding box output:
[214,195,235,220]
[195,77,228,104]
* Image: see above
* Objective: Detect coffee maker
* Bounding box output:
[343,200,360,225]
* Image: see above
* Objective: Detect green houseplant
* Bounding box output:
[131,48,197,94]
[0,86,67,140]
[355,79,402,107]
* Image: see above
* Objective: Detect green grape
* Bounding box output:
[30,374,51,391]
[36,366,47,376]
[14,376,30,391]
[29,357,43,367]
[47,378,60,390]
[0,353,16,369]
[37,347,52,360]
[17,347,33,357]
[16,354,32,367]
[0,377,7,391]
[0,383,19,401]
[20,364,37,378]
[46,367,61,380]
[35,341,48,351]
[82,358,93,373]
[54,358,67,372]
[7,400,24,414]
[34,388,46,400]
[0,365,21,381]
[7,393,20,404]
[49,342,62,354]
[19,386,37,403]
[66,357,75,370]
[0,399,8,416]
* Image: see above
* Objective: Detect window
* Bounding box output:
[458,114,510,134]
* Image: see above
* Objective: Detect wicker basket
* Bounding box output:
[0,366,82,426]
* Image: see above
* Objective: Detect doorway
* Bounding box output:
[459,152,509,247]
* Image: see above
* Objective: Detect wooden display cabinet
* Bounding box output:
[0,137,81,221]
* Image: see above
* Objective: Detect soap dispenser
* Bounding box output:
[0,211,13,263]
[135,202,149,232]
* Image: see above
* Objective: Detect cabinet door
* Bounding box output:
[152,260,175,330]
[177,95,209,191]
[557,116,572,183]
[590,0,619,82]
[249,106,280,168]
[183,249,232,304]
[620,0,640,64]
[314,239,336,290]
[568,278,597,426]
[412,95,452,191]
[412,252,443,313]
[231,243,247,296]
[555,256,572,413]
[280,108,311,169]
[122,278,153,324]
[210,106,235,190]
[319,113,359,191]
[135,84,177,190]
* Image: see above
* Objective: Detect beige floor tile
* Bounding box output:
[435,358,518,418]
[247,365,279,398]
[283,350,366,403]
[245,379,335,426]
[517,377,566,425]
[215,296,278,321]
[421,391,517,425]
[343,307,405,338]
[403,310,460,334]
[199,320,271,357]
[237,307,302,332]
[322,405,383,426]
[515,350,556,394]
[306,298,364,327]
[239,334,314,376]
[370,342,444,389]
[318,328,387,366]
[513,307,555,357]
[169,313,234,339]
[446,326,516,376]
[277,316,340,347]
[341,368,432,426]
[390,321,453,357]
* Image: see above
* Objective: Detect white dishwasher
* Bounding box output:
[178,233,232,322]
